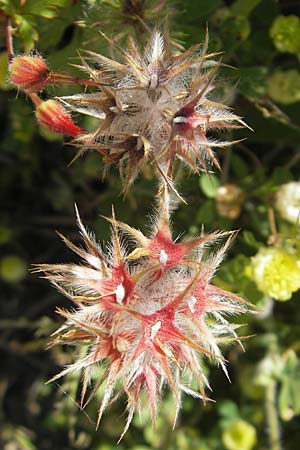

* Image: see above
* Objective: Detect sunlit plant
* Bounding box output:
[7,18,253,437]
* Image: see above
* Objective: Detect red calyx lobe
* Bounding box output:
[173,108,196,138]
[101,263,135,308]
[148,229,186,269]
[189,280,207,315]
[131,296,184,358]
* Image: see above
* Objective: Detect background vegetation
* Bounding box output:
[1,1,300,449]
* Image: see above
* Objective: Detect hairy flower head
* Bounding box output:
[35,187,252,437]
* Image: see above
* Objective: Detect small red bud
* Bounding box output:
[35,99,82,137]
[9,55,50,93]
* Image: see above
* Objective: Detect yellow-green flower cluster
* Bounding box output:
[250,247,300,301]
[270,15,300,54]
[267,70,300,105]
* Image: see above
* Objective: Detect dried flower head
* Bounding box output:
[52,28,247,192]
[35,186,252,437]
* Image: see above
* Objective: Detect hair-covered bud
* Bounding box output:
[9,55,50,93]
[35,99,82,137]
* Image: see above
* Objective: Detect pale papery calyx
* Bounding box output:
[34,187,253,438]
[67,29,248,192]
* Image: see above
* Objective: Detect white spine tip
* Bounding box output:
[149,73,158,89]
[115,283,125,305]
[173,116,189,124]
[188,295,197,313]
[150,321,161,340]
[159,249,168,265]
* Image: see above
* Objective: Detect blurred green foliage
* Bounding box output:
[270,15,300,55]
[1,1,300,449]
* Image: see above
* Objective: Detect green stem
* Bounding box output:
[265,379,282,450]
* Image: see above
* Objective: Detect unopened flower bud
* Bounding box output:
[275,182,300,224]
[216,184,244,219]
[251,247,300,301]
[9,55,50,93]
[35,99,82,136]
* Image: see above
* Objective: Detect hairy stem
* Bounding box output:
[6,15,14,62]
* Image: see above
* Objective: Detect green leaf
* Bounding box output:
[218,400,240,425]
[0,0,20,14]
[220,15,251,50]
[196,200,216,225]
[231,0,262,17]
[242,231,262,249]
[279,377,300,421]
[215,254,265,304]
[0,52,11,91]
[21,0,70,18]
[231,154,250,178]
[199,173,220,198]
[239,67,268,98]
[0,0,69,17]
[270,167,293,186]
[15,15,39,52]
